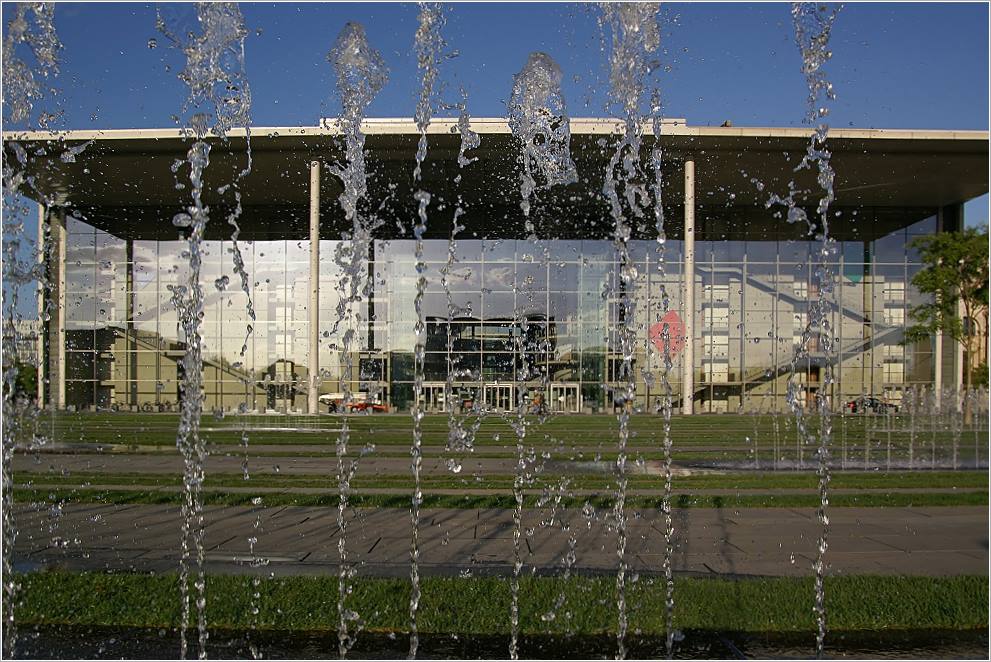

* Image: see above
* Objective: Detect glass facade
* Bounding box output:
[59,208,941,414]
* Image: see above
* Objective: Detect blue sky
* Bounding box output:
[6,1,990,222]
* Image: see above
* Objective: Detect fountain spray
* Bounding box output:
[507,49,577,660]
[2,5,62,656]
[600,4,661,658]
[327,21,388,658]
[790,3,841,657]
[157,4,253,657]
[409,5,446,657]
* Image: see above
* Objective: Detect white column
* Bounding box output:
[36,203,46,407]
[955,298,966,409]
[126,239,137,408]
[934,331,943,407]
[47,207,66,409]
[308,160,321,414]
[682,159,696,415]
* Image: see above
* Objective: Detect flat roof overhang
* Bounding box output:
[3,119,988,242]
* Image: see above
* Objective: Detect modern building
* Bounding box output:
[4,119,988,414]
[9,319,41,364]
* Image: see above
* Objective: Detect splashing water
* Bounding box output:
[328,22,388,221]
[327,21,388,658]
[930,386,939,469]
[0,173,30,661]
[183,1,259,639]
[223,185,256,363]
[950,390,962,470]
[441,91,483,474]
[601,3,661,230]
[505,49,575,661]
[409,6,446,656]
[453,91,481,170]
[508,52,578,239]
[656,275,678,660]
[970,388,986,466]
[2,4,64,657]
[493,242,558,661]
[507,341,528,662]
[647,25,677,662]
[1,177,48,661]
[905,387,916,469]
[1,2,61,126]
[600,3,661,658]
[246,496,267,660]
[750,415,761,470]
[537,474,575,625]
[508,252,551,650]
[412,2,445,182]
[790,3,841,657]
[1,8,63,655]
[160,3,253,658]
[409,185,430,658]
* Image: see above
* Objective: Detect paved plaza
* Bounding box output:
[13,503,988,579]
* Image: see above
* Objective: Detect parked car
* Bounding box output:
[844,396,899,414]
[348,400,389,413]
[318,392,388,413]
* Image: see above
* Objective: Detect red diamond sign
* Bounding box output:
[649,310,685,356]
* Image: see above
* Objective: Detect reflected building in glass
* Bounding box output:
[9,119,987,414]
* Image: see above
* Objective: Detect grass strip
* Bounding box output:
[13,470,989,492]
[14,571,987,634]
[47,431,969,449]
[12,488,988,510]
[41,411,905,429]
[44,412,972,445]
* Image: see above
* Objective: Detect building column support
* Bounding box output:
[740,252,747,411]
[45,206,67,410]
[36,203,46,407]
[682,159,696,415]
[934,330,943,406]
[126,239,137,409]
[955,298,966,408]
[308,160,321,415]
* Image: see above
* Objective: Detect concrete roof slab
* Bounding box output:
[3,119,987,241]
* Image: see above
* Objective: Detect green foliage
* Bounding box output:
[906,228,989,347]
[2,362,37,401]
[15,362,37,398]
[972,361,989,388]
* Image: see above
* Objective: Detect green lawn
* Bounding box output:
[14,469,989,494]
[37,411,979,450]
[14,571,988,635]
[12,487,987,510]
[15,412,985,509]
[22,411,984,474]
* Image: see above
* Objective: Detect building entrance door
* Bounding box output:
[484,383,514,411]
[549,383,581,413]
[420,382,446,413]
[267,360,299,413]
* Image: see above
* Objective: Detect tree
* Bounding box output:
[974,362,989,389]
[1,362,37,402]
[905,226,989,398]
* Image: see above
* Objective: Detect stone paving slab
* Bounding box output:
[12,504,987,579]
